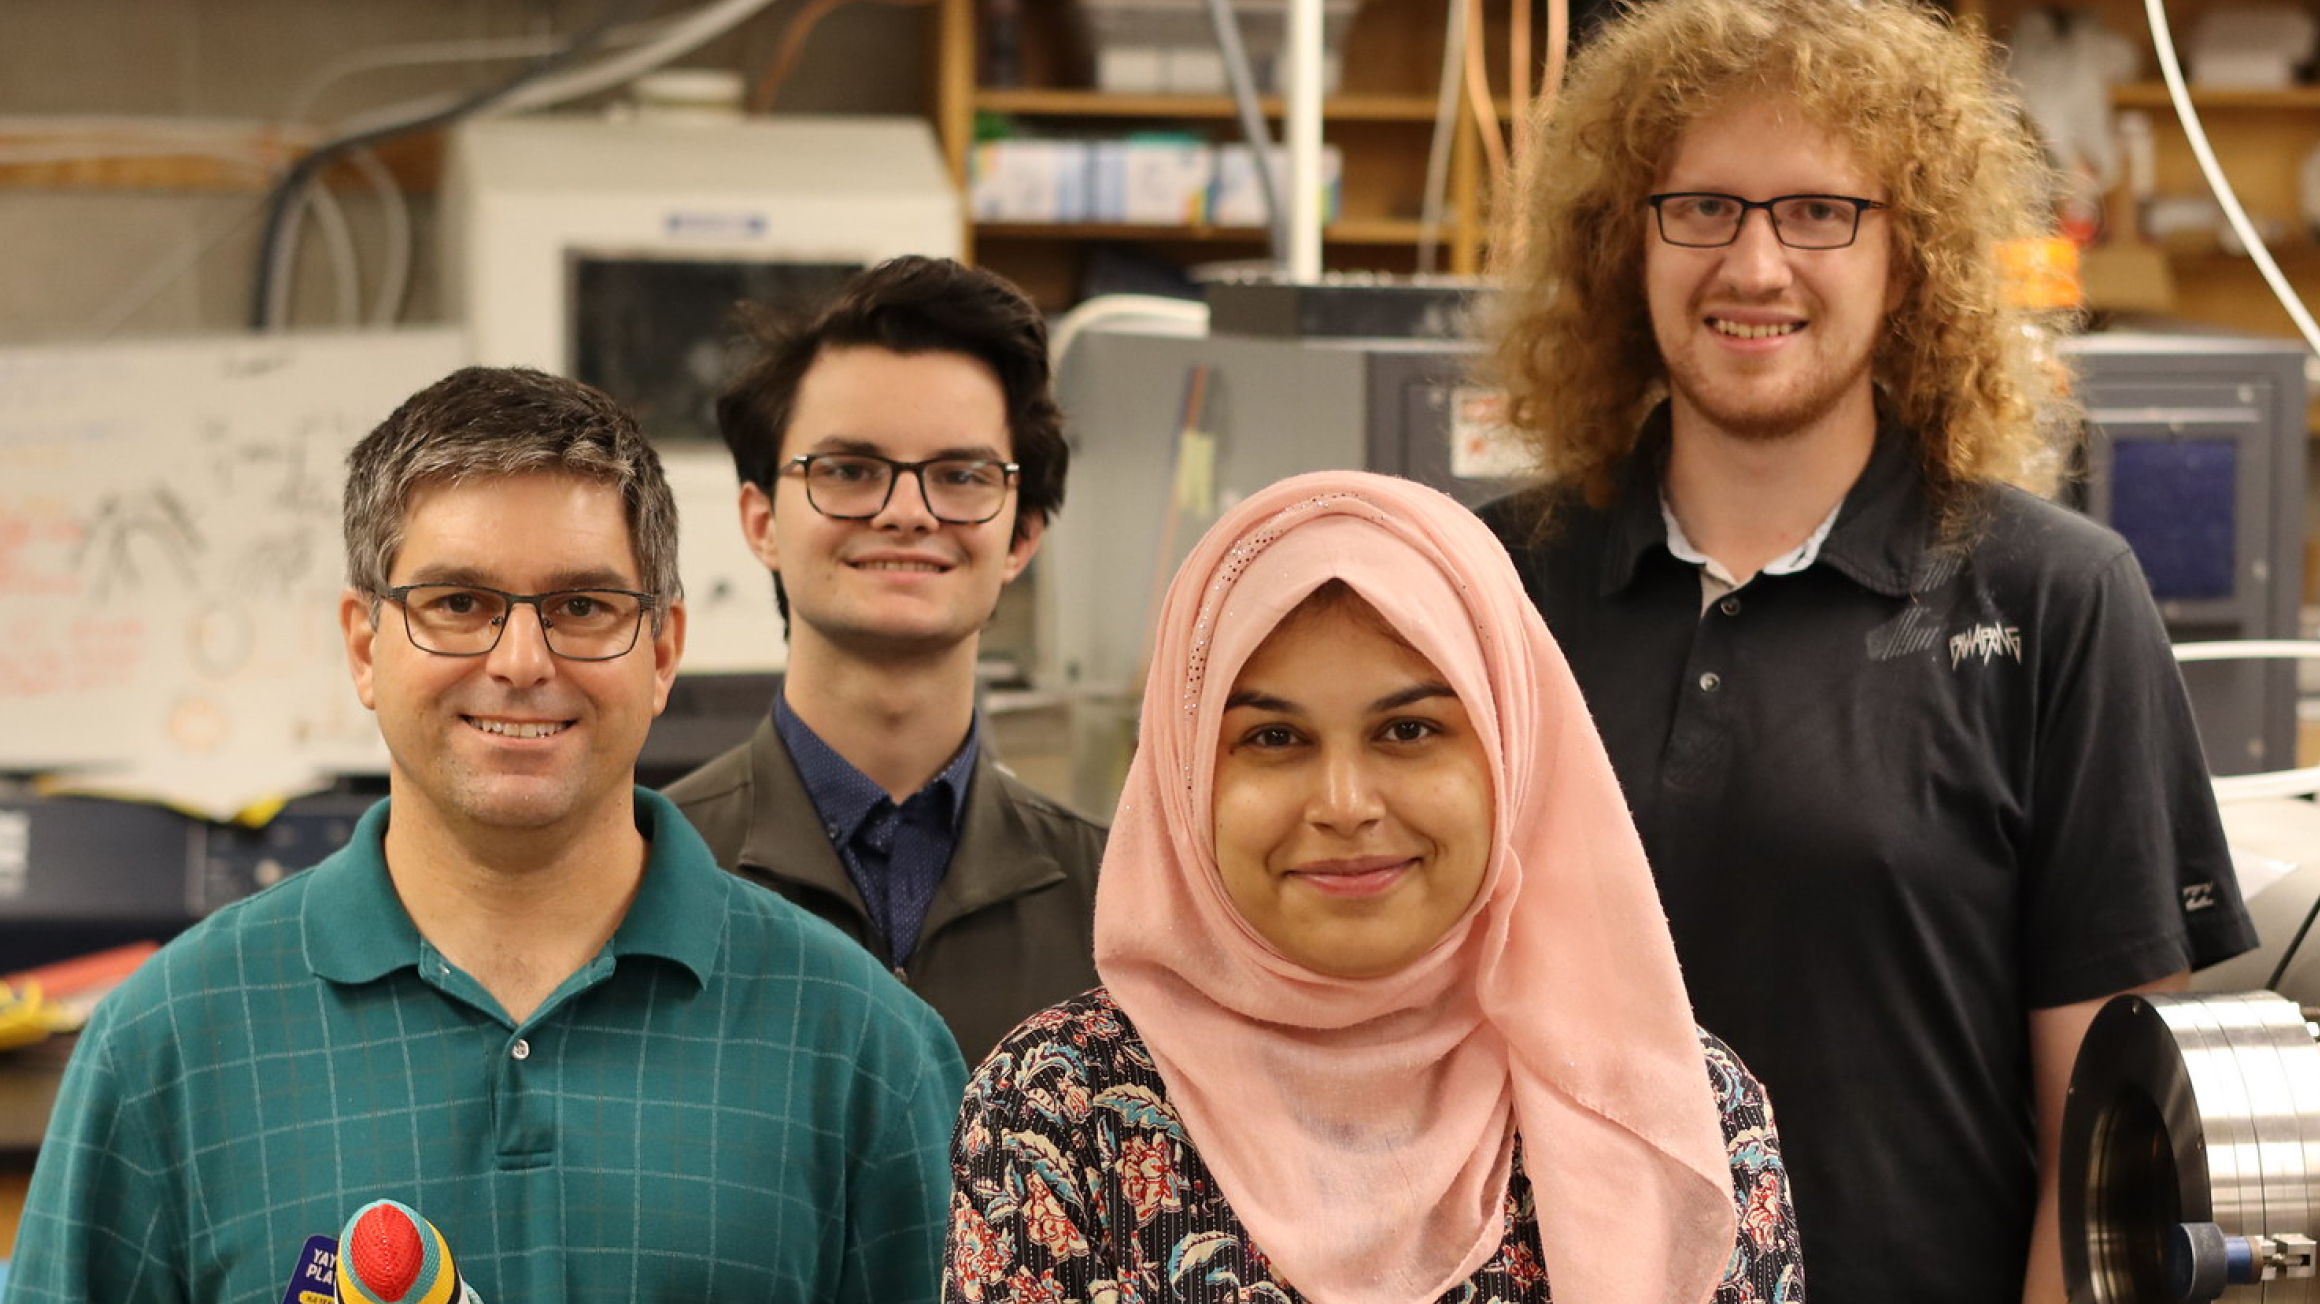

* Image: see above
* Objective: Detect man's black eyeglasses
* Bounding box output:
[781,452,1021,525]
[1647,192,1888,250]
[380,584,658,661]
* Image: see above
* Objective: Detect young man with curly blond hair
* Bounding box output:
[1476,1,2254,1301]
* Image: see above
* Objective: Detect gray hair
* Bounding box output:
[342,366,681,629]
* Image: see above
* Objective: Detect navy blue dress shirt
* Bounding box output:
[773,694,977,969]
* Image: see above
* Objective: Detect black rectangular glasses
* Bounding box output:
[381,584,657,660]
[782,452,1020,525]
[1647,192,1888,250]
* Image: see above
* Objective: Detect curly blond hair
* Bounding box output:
[1484,0,2074,526]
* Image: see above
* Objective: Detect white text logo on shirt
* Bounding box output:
[1948,624,2023,668]
[2183,882,2217,912]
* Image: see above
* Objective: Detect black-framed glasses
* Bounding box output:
[1647,192,1888,250]
[380,584,658,661]
[781,452,1020,525]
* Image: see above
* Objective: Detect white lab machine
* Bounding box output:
[444,113,959,378]
[441,114,961,679]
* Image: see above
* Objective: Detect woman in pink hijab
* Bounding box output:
[945,470,1801,1304]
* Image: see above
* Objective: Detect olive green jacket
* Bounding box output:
[663,715,1106,1065]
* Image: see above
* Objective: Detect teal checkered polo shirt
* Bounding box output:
[3,787,966,1304]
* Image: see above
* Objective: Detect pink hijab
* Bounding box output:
[1094,470,1735,1304]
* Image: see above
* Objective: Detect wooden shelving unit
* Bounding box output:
[2099,78,2320,342]
[0,125,440,194]
[974,217,1432,242]
[1957,0,2320,344]
[973,88,1455,120]
[2108,84,2320,112]
[933,0,1520,307]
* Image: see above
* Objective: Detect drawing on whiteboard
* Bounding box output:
[200,410,344,515]
[237,531,319,596]
[75,486,203,600]
[188,606,256,680]
[0,330,466,811]
[0,508,80,599]
[169,696,228,754]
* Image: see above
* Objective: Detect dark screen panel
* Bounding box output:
[2110,437,2237,601]
[569,257,863,446]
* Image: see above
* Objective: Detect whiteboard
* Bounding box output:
[0,330,468,809]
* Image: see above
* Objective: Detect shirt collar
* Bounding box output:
[305,787,721,991]
[773,692,979,842]
[300,800,419,984]
[605,788,727,988]
[1598,403,1936,599]
[1809,413,1945,597]
[1659,489,1843,585]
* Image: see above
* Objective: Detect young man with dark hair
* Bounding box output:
[666,256,1104,1062]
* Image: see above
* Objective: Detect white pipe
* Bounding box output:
[344,145,412,327]
[494,0,776,116]
[284,24,669,127]
[308,182,364,326]
[2143,0,2320,359]
[330,0,778,139]
[2213,767,2320,802]
[2168,641,2320,801]
[1285,0,1325,281]
[1049,294,1210,374]
[2173,640,2320,662]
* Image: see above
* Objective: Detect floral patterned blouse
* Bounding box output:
[945,989,1804,1304]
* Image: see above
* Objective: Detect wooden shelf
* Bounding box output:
[974,217,1437,244]
[935,0,1503,297]
[2111,83,2320,111]
[2158,244,2320,267]
[0,126,443,193]
[974,88,1490,122]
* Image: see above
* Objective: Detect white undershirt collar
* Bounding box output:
[1660,491,1846,605]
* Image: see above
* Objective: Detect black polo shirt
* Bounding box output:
[1478,410,2255,1304]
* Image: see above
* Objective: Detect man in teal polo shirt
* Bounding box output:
[4,366,966,1304]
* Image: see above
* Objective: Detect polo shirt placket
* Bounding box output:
[406,940,556,1164]
[1661,601,1738,798]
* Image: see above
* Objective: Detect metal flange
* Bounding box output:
[2063,991,2320,1303]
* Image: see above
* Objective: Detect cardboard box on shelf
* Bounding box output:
[1082,0,1359,94]
[1089,139,1213,223]
[2081,242,2177,314]
[1209,142,1341,226]
[970,138,1092,222]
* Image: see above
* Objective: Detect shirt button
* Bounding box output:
[1718,596,1741,617]
[1698,671,1722,693]
[510,1039,531,1061]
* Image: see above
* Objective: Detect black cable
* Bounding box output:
[248,0,660,330]
[2266,867,2320,992]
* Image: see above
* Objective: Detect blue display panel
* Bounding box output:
[2110,437,2237,601]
